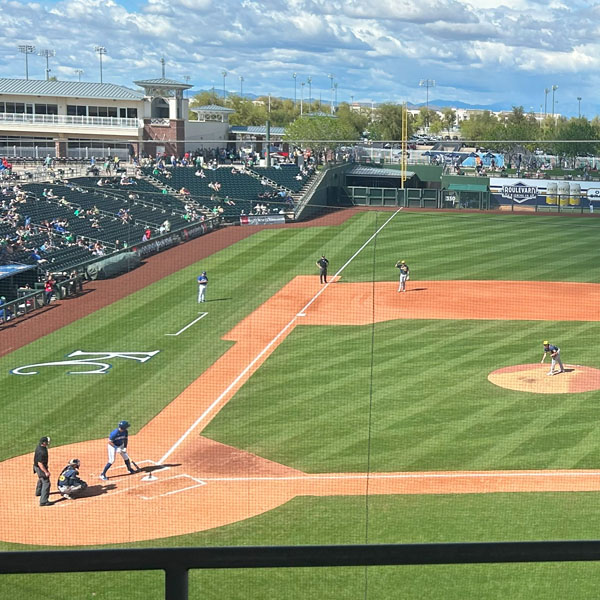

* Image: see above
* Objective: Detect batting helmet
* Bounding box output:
[69,458,80,467]
[39,436,51,445]
[118,420,130,429]
[543,340,549,345]
[401,260,405,264]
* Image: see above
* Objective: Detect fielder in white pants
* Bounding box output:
[541,341,565,375]
[197,271,208,303]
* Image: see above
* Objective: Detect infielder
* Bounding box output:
[99,420,138,480]
[395,260,410,292]
[541,341,565,375]
[197,271,208,303]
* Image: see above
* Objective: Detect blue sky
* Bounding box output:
[1,0,600,117]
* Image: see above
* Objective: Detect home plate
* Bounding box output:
[138,474,207,500]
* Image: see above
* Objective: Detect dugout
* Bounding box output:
[0,263,38,301]
[344,164,444,208]
[441,175,490,209]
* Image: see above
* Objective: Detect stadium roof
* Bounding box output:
[133,78,192,89]
[0,78,144,100]
[191,104,235,112]
[347,165,415,178]
[230,125,286,135]
[447,183,488,192]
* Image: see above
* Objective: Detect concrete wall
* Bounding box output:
[183,120,229,152]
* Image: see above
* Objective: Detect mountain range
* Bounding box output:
[187,89,514,113]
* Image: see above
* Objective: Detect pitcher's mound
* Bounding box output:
[488,364,600,394]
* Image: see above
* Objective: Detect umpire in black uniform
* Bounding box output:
[316,255,329,284]
[34,436,53,506]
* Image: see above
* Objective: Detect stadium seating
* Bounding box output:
[143,166,294,219]
[252,165,308,192]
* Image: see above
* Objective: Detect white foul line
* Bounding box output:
[198,471,600,483]
[297,209,402,316]
[165,312,208,336]
[158,209,403,465]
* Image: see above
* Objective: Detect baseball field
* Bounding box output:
[2,209,600,599]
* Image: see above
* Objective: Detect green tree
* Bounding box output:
[227,96,267,127]
[441,107,456,132]
[552,117,598,167]
[336,102,370,138]
[459,111,500,142]
[369,104,411,140]
[284,116,359,153]
[188,90,223,119]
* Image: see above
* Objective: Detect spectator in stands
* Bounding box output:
[195,169,206,178]
[43,275,55,305]
[0,296,11,323]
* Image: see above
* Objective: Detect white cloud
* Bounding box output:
[0,0,598,116]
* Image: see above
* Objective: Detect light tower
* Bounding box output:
[292,72,297,107]
[38,49,56,81]
[222,70,227,100]
[551,84,558,118]
[307,76,312,111]
[75,69,84,82]
[18,45,35,80]
[94,46,107,83]
[419,79,436,127]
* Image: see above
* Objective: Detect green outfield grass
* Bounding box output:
[2,210,600,599]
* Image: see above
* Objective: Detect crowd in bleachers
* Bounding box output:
[141,149,315,221]
[1,180,101,273]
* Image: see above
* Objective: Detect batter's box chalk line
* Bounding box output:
[139,474,207,500]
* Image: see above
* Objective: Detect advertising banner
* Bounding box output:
[240,215,286,226]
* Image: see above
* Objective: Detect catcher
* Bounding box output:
[57,458,88,500]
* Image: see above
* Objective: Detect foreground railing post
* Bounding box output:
[165,566,188,600]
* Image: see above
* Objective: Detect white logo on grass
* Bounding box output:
[11,350,160,375]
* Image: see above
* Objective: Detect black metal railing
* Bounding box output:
[2,541,600,599]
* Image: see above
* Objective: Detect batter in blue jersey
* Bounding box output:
[99,420,139,481]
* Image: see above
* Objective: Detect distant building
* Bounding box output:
[0,76,236,159]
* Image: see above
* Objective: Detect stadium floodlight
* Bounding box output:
[292,72,297,107]
[239,75,244,98]
[18,45,35,80]
[75,69,84,82]
[328,73,334,114]
[38,49,56,81]
[222,70,227,100]
[419,79,436,127]
[94,46,107,83]
[551,84,558,118]
[577,96,582,118]
[544,88,550,117]
[307,76,312,111]
[300,81,305,116]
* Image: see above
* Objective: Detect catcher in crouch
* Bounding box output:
[57,458,88,500]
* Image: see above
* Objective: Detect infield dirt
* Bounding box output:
[3,276,600,545]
